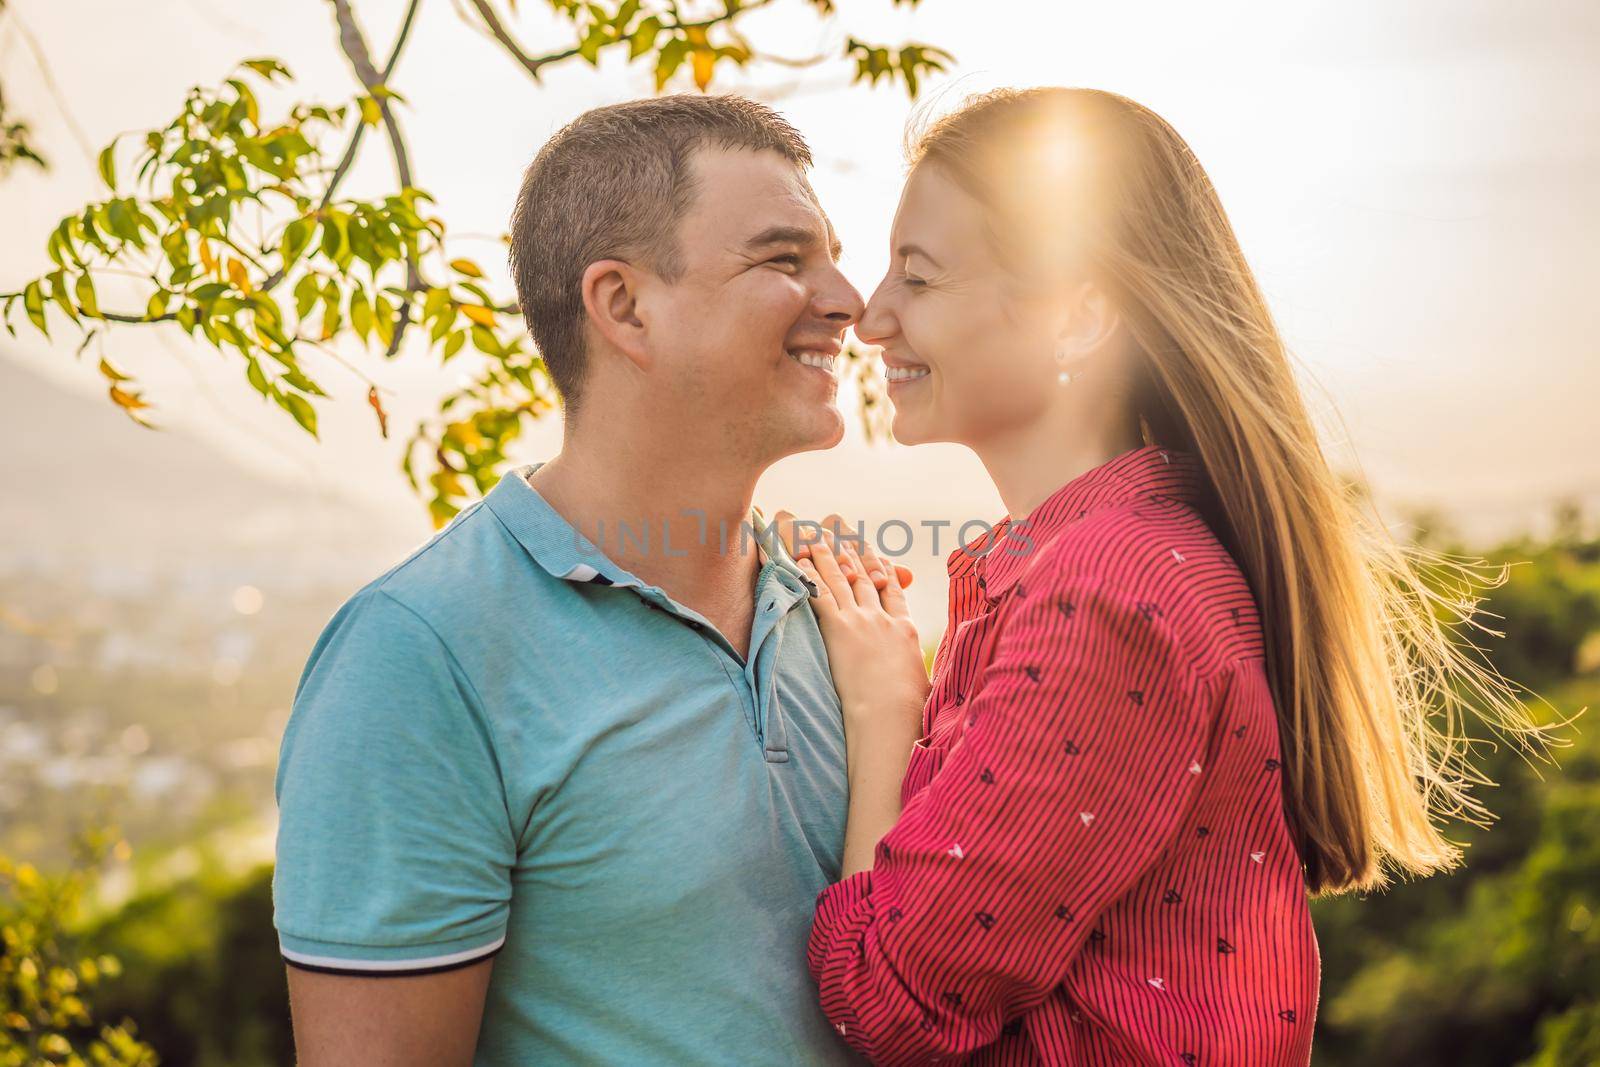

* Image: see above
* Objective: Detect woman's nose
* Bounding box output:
[854,278,897,347]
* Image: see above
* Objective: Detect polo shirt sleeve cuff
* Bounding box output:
[278,927,508,978]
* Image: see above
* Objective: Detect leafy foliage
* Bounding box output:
[0,4,46,177]
[0,832,156,1067]
[1310,516,1600,1066]
[0,0,948,525]
[0,85,46,176]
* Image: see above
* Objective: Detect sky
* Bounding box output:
[1,0,1596,629]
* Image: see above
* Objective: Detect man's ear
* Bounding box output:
[580,259,650,371]
[1053,280,1123,363]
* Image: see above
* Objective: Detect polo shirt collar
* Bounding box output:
[483,463,815,597]
[951,443,1209,602]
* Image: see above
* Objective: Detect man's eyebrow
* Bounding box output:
[745,224,844,262]
[896,243,943,269]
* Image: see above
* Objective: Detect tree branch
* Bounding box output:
[461,0,578,81]
[326,0,420,193]
[326,0,425,355]
[460,0,782,83]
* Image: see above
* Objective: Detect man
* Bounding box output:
[273,95,884,1064]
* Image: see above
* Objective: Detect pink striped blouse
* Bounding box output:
[808,443,1320,1065]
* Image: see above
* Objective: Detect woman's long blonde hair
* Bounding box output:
[912,87,1571,895]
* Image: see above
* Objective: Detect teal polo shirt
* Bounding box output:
[273,464,861,1065]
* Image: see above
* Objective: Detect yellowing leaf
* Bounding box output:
[98,357,132,382]
[691,49,715,91]
[449,258,483,278]
[199,240,218,277]
[460,304,496,328]
[368,386,390,438]
[227,258,252,293]
[109,385,150,411]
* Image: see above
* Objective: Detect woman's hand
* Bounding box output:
[768,510,914,592]
[791,526,929,741]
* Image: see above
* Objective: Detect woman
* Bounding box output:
[783,88,1547,1065]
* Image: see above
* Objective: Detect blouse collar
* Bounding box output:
[947,443,1210,603]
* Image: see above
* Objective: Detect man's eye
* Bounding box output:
[770,254,802,270]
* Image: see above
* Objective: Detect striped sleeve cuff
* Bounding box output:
[278,929,507,978]
[816,869,874,917]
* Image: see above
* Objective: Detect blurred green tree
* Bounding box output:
[1310,510,1599,1066]
[0,0,939,524]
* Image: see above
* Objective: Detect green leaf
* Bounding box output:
[74,273,102,319]
[357,95,383,128]
[147,290,170,320]
[421,286,450,322]
[282,368,327,397]
[629,15,661,58]
[319,210,351,266]
[442,330,467,361]
[281,391,319,437]
[470,324,503,357]
[429,303,458,341]
[373,294,396,347]
[293,274,320,319]
[23,281,48,336]
[246,357,270,397]
[350,287,374,342]
[106,199,141,243]
[46,271,79,326]
[655,38,689,90]
[281,216,314,270]
[97,138,119,190]
[241,57,292,82]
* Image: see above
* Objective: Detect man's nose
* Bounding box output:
[815,265,866,328]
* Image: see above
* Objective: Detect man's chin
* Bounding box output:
[782,404,846,456]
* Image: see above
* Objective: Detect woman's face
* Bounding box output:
[856,163,1063,447]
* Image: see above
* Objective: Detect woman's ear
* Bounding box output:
[1053,280,1123,363]
[580,259,650,371]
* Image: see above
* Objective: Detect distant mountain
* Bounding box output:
[0,355,418,583]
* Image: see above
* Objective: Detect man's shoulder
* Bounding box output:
[356,496,550,624]
[290,501,533,726]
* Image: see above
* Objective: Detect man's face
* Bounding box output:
[637,147,864,463]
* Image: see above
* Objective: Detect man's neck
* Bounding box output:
[525,431,769,639]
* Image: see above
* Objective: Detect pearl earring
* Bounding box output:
[1055,342,1083,386]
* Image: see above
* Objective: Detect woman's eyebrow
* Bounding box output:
[896,243,943,269]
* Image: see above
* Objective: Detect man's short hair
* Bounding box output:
[509,94,813,412]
